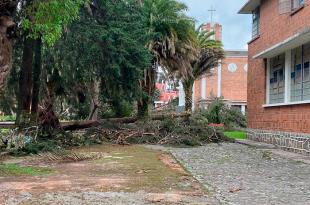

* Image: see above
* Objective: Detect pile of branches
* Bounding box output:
[79,113,233,146]
[33,151,105,163]
[0,113,233,155]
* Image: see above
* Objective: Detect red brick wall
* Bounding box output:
[222,56,248,102]
[193,69,218,106]
[205,69,218,98]
[194,78,202,105]
[193,23,247,107]
[193,56,248,106]
[248,0,310,133]
[202,23,222,41]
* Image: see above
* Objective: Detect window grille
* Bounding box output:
[279,0,304,14]
[252,7,260,38]
[291,43,310,102]
[291,0,304,10]
[279,0,292,14]
[269,54,285,104]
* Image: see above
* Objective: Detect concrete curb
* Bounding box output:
[235,139,310,164]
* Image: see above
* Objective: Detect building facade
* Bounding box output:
[154,82,178,109]
[192,23,248,114]
[239,0,310,154]
[154,67,178,109]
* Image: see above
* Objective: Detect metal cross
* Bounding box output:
[208,6,216,25]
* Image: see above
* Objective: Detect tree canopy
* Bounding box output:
[0,0,225,131]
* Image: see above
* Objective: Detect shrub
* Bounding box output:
[0,115,16,122]
[221,106,247,129]
[199,97,247,129]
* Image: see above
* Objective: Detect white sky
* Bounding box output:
[180,0,252,50]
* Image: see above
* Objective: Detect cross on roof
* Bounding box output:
[208,6,216,25]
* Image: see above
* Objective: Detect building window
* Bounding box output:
[291,0,304,10]
[252,7,260,38]
[269,54,285,104]
[266,43,310,105]
[228,63,237,73]
[291,43,310,101]
[279,0,304,14]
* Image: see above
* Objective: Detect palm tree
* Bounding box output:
[0,0,16,94]
[161,26,224,112]
[182,28,224,112]
[138,0,195,117]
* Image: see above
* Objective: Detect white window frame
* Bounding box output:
[279,0,304,14]
[291,0,304,11]
[264,44,310,107]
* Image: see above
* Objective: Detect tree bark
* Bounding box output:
[31,37,42,115]
[38,83,61,135]
[137,66,156,118]
[0,16,14,94]
[16,36,35,127]
[88,81,100,120]
[183,79,194,112]
[137,95,149,118]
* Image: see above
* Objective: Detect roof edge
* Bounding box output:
[253,28,310,59]
[238,0,261,14]
[225,50,248,57]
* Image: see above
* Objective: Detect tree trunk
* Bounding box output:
[16,36,35,127]
[38,83,61,135]
[63,112,191,131]
[88,81,100,120]
[183,79,194,112]
[137,95,149,118]
[137,66,156,118]
[0,16,14,94]
[31,37,42,117]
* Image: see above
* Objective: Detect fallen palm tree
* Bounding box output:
[35,151,104,163]
[75,113,233,146]
[62,112,191,131]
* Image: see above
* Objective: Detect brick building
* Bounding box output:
[154,82,178,108]
[239,0,310,154]
[154,67,178,109]
[190,23,248,113]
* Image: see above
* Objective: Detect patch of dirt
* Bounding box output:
[0,176,128,193]
[158,153,188,175]
[146,191,205,203]
[0,145,217,204]
[146,192,185,203]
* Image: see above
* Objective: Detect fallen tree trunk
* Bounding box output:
[62,120,100,131]
[63,112,191,131]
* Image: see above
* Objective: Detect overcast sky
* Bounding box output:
[180,0,251,50]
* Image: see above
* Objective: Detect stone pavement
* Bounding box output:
[168,143,310,205]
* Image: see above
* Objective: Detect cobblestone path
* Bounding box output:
[169,143,310,205]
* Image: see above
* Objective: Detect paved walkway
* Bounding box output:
[169,143,310,205]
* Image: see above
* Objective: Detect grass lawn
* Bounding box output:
[0,163,52,177]
[224,131,246,140]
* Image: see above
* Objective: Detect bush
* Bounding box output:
[100,100,134,118]
[0,115,16,122]
[114,100,134,117]
[199,97,247,129]
[221,107,247,129]
[15,141,59,155]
